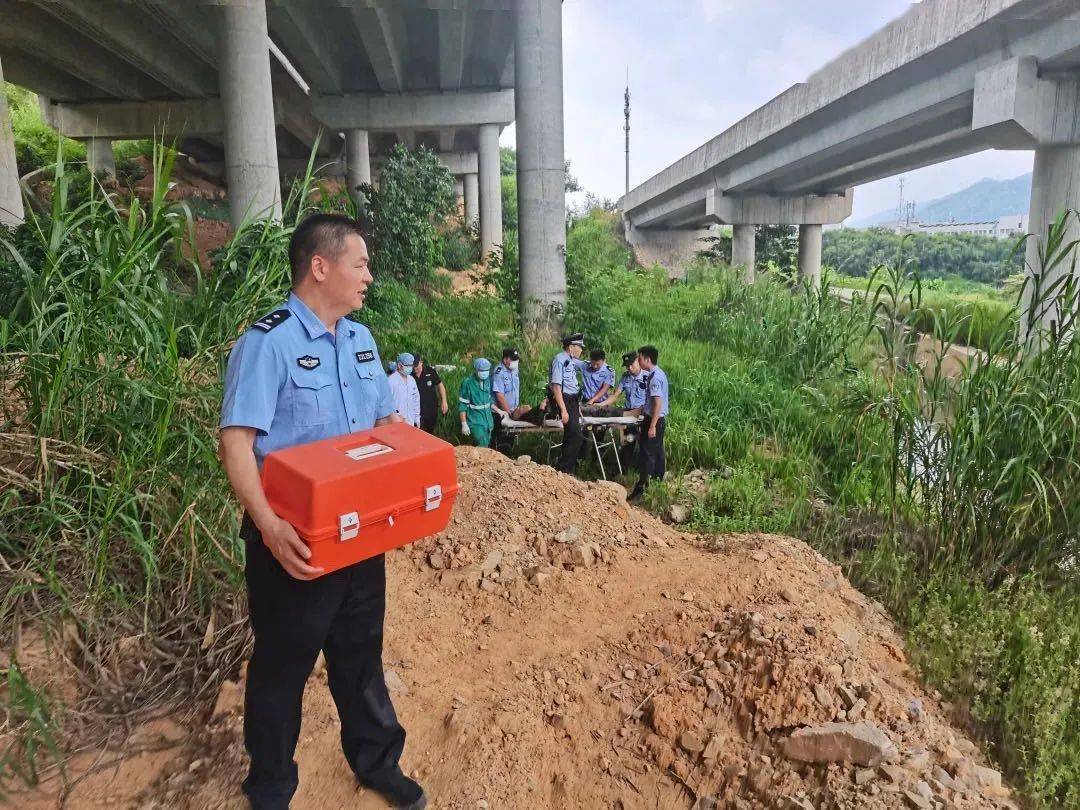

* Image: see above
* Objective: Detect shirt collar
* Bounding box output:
[287,292,356,341]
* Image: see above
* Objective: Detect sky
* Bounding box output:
[503,0,1035,222]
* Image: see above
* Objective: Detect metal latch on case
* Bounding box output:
[339,511,359,541]
[424,485,442,511]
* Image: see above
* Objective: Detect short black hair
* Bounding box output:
[288,213,366,286]
[638,345,659,364]
[590,349,606,362]
[502,347,520,360]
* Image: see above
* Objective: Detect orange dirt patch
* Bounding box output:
[9,449,1015,809]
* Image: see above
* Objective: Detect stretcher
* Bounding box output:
[497,412,642,479]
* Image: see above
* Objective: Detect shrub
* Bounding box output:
[358,145,455,286]
[437,223,480,271]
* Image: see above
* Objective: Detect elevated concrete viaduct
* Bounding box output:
[0,0,568,319]
[621,0,1080,321]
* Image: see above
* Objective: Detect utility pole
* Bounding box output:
[895,175,905,228]
[624,67,631,198]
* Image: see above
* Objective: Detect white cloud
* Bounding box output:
[696,0,737,23]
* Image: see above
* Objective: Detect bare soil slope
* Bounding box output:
[15,448,1014,809]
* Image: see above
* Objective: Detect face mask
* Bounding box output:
[477,370,490,380]
[509,360,519,371]
[400,366,413,376]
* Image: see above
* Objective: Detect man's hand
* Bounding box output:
[440,401,449,415]
[560,408,570,425]
[461,421,471,436]
[259,515,324,580]
[648,424,657,439]
[220,427,323,581]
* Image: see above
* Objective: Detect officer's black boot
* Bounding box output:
[361,767,427,809]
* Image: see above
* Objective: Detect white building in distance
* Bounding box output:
[896,214,1027,239]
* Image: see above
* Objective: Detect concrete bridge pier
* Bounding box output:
[971,57,1080,337]
[463,172,478,228]
[716,190,851,286]
[478,123,503,259]
[0,54,24,227]
[731,224,755,282]
[218,0,281,229]
[798,224,823,289]
[345,129,370,206]
[624,222,711,273]
[83,137,115,178]
[1023,144,1080,335]
[515,0,566,321]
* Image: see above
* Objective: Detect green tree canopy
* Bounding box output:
[360,145,455,286]
[823,227,1024,285]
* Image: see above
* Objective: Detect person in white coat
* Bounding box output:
[387,352,421,427]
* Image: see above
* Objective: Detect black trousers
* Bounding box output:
[619,424,639,471]
[637,416,666,487]
[241,515,405,810]
[419,412,437,434]
[556,394,583,474]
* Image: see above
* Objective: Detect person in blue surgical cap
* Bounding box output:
[458,357,494,447]
[387,352,421,427]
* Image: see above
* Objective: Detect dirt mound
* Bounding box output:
[12,449,1015,809]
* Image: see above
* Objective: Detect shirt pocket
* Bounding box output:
[353,364,379,426]
[288,368,335,426]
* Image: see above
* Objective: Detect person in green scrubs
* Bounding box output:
[458,357,494,447]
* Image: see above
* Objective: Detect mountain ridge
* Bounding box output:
[851,173,1031,227]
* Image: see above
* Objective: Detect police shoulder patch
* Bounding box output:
[563,359,570,367]
[296,355,321,370]
[355,350,375,363]
[252,309,291,332]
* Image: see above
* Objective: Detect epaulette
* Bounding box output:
[252,309,291,332]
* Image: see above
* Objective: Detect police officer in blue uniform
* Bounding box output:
[219,214,426,810]
[630,344,669,500]
[549,333,588,474]
[490,347,524,454]
[491,348,522,416]
[595,352,648,413]
[581,349,616,407]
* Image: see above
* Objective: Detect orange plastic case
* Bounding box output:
[260,422,459,576]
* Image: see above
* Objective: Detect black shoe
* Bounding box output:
[628,484,645,501]
[361,768,427,810]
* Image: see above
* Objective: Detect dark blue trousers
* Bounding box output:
[240,515,405,809]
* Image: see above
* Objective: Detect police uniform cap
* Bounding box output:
[621,352,637,367]
[502,347,520,361]
[562,332,585,347]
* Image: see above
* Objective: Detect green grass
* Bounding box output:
[830,269,1018,352]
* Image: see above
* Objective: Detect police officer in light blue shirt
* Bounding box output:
[597,352,648,411]
[218,214,426,810]
[491,347,522,413]
[581,349,616,406]
[631,344,670,500]
[221,292,398,466]
[549,333,588,474]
